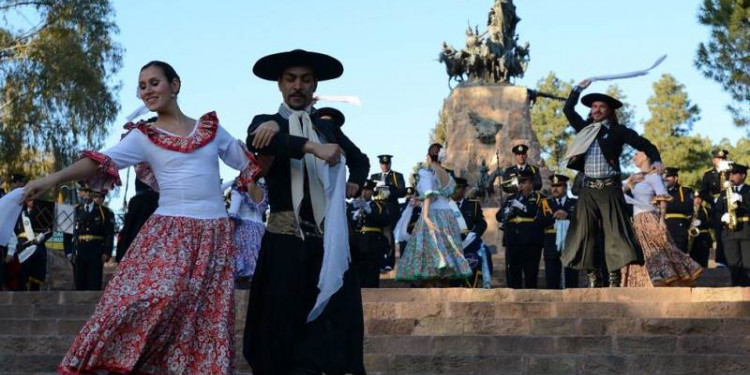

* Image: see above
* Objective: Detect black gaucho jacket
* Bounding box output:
[564,87,661,173]
[245,112,369,213]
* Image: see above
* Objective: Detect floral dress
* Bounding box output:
[228,184,267,278]
[396,168,472,281]
[58,112,260,375]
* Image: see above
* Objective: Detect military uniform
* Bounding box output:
[539,175,579,289]
[72,199,115,290]
[664,172,695,253]
[348,181,391,288]
[715,164,750,286]
[496,172,544,289]
[689,192,713,268]
[503,144,542,192]
[371,154,407,269]
[700,149,731,265]
[12,201,51,291]
[452,178,492,287]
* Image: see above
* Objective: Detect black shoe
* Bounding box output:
[608,271,621,288]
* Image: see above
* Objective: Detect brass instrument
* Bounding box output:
[499,176,519,190]
[687,204,700,253]
[723,161,738,231]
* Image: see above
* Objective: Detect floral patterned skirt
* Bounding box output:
[622,211,703,287]
[234,219,265,278]
[58,215,237,375]
[396,208,472,281]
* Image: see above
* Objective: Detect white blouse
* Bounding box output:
[631,173,667,216]
[103,117,251,219]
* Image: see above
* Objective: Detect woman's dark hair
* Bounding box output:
[428,143,443,162]
[141,60,181,95]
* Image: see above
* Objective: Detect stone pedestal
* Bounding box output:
[443,84,548,189]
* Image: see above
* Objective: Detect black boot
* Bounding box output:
[608,270,621,287]
[587,270,603,288]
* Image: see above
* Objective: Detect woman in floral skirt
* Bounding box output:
[24,61,260,375]
[227,176,267,288]
[621,151,703,287]
[396,143,472,286]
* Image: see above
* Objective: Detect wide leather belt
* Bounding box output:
[665,213,690,220]
[78,235,104,241]
[584,177,618,189]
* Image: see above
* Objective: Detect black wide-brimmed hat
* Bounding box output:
[253,49,343,81]
[664,167,680,177]
[581,93,623,109]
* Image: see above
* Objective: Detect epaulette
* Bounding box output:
[705,168,715,174]
[530,165,538,173]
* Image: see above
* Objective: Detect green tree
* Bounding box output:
[530,72,574,172]
[0,0,123,178]
[695,0,750,127]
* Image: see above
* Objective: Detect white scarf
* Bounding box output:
[285,104,328,233]
[565,121,605,160]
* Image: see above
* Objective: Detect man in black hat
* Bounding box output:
[540,174,579,289]
[496,169,544,288]
[663,168,695,253]
[347,180,390,288]
[503,144,542,192]
[689,191,713,268]
[71,187,114,290]
[243,49,367,375]
[451,177,491,287]
[116,179,159,262]
[370,154,406,271]
[700,148,732,266]
[561,79,661,287]
[716,163,750,286]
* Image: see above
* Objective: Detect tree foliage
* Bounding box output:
[695,0,750,127]
[0,0,122,178]
[429,109,448,145]
[530,72,574,173]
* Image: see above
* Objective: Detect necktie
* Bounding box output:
[557,198,562,206]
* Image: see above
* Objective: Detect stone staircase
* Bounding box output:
[1,288,749,375]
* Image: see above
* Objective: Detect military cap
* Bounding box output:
[511,144,529,155]
[516,169,535,181]
[730,164,748,174]
[664,167,680,177]
[549,174,570,186]
[76,181,91,191]
[712,149,729,159]
[9,173,26,184]
[362,180,377,190]
[377,154,393,164]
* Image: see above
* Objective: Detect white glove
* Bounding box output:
[691,219,702,227]
[730,193,743,205]
[510,199,526,211]
[721,213,731,223]
[375,180,386,188]
[352,210,362,221]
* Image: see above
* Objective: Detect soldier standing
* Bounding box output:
[503,144,542,192]
[716,164,750,286]
[348,180,390,287]
[451,177,491,287]
[700,149,731,266]
[689,191,713,268]
[540,174,579,289]
[497,170,544,288]
[664,168,694,253]
[371,154,406,271]
[72,188,115,290]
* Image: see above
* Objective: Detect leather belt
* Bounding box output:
[509,217,535,224]
[360,227,382,234]
[739,217,750,223]
[78,235,104,241]
[544,228,556,234]
[584,177,618,189]
[665,213,690,220]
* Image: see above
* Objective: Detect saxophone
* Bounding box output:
[726,180,739,232]
[687,204,700,253]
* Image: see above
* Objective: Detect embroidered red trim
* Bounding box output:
[239,141,262,186]
[80,150,121,192]
[124,111,219,153]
